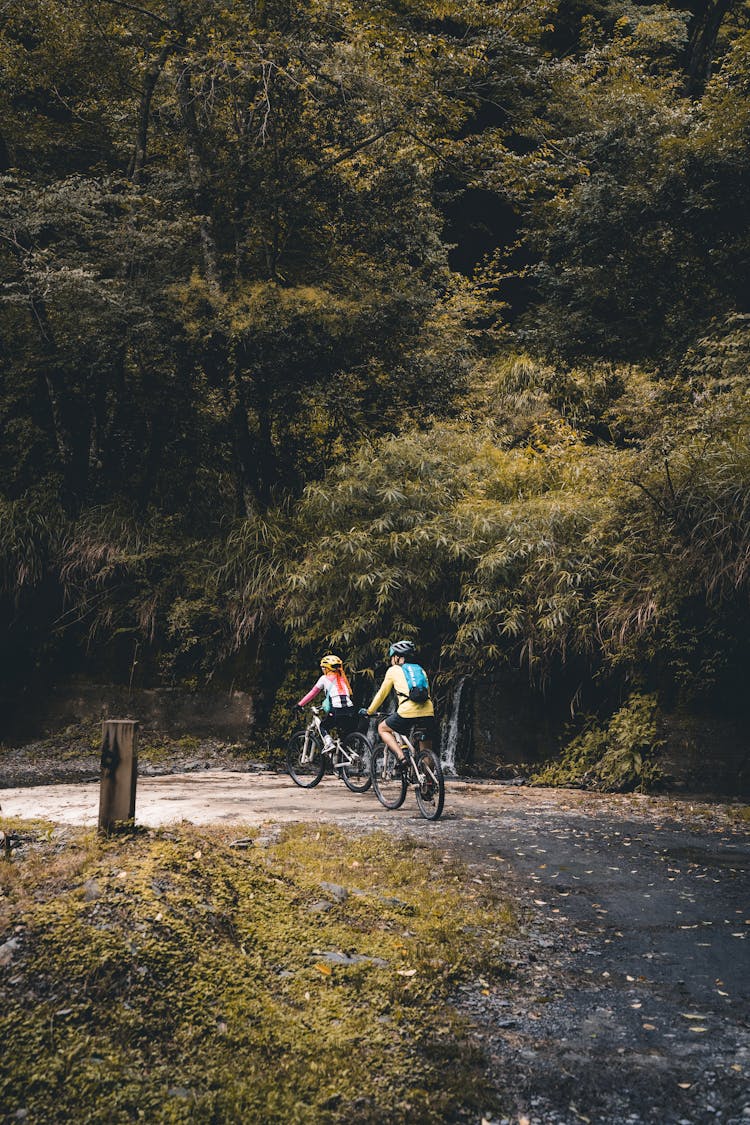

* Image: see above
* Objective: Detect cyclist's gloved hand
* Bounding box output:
[293,703,304,713]
[358,708,369,718]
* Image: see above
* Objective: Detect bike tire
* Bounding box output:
[370,741,407,810]
[286,729,326,788]
[339,731,373,794]
[414,748,445,821]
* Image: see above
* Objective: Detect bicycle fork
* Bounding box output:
[301,730,316,764]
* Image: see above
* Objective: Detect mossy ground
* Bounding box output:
[0,819,514,1123]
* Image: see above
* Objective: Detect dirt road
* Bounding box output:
[2,772,748,1124]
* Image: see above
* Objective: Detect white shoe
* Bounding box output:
[322,736,335,752]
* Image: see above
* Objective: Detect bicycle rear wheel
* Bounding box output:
[370,741,407,809]
[414,748,445,821]
[338,731,372,793]
[286,729,325,788]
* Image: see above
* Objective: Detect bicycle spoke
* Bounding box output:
[339,732,373,793]
[286,729,326,788]
[370,741,407,809]
[414,748,445,820]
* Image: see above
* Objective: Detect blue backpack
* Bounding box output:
[401,663,430,704]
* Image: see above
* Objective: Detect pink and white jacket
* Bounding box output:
[298,672,354,711]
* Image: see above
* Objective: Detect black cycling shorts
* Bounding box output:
[381,712,435,739]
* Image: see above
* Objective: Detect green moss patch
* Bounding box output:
[0,821,513,1122]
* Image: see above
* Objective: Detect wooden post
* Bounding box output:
[98,719,139,833]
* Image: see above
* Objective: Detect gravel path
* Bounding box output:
[2,772,748,1124]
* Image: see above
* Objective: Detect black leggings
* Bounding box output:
[320,710,360,739]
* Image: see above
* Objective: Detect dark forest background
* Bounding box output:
[1,0,749,780]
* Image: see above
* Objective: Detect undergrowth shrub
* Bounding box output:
[533,692,664,791]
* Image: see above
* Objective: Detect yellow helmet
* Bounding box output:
[320,654,343,671]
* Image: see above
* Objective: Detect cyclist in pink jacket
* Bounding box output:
[297,654,358,750]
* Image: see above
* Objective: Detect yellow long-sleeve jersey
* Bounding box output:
[366,664,434,719]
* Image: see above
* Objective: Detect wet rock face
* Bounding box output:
[471,673,559,773]
[657,710,750,798]
[3,682,254,743]
[470,676,750,797]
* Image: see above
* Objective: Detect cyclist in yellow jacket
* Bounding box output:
[361,640,435,766]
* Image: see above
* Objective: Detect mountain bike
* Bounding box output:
[370,721,445,821]
[286,705,372,793]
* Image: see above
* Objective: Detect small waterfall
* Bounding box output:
[440,676,468,777]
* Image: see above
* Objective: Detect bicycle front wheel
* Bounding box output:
[287,729,325,788]
[339,731,372,794]
[414,748,445,821]
[370,741,407,810]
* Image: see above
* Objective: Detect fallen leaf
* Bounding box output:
[193,850,202,860]
[314,963,332,976]
[678,1083,691,1089]
[631,1003,642,1009]
[689,1027,708,1033]
[397,969,417,977]
[642,1023,656,1030]
[681,1013,706,1020]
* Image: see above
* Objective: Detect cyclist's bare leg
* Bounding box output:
[377,718,406,760]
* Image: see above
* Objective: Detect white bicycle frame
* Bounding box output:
[386,726,436,787]
[301,705,365,770]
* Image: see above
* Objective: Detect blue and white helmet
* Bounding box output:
[388,639,416,657]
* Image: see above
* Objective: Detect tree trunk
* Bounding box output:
[175,66,222,292]
[129,41,174,183]
[229,368,261,517]
[28,293,78,498]
[685,0,734,95]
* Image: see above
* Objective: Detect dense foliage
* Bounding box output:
[1,0,749,748]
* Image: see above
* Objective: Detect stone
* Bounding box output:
[83,879,100,901]
[320,882,348,903]
[0,938,20,967]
